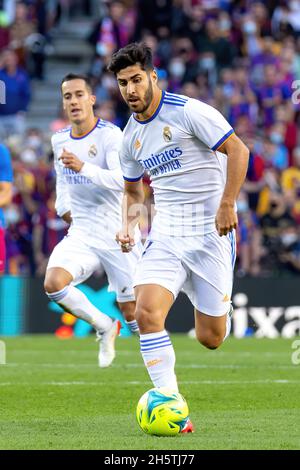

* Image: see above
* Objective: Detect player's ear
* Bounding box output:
[152,69,158,83]
[90,94,96,106]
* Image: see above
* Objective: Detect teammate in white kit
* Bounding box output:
[108,43,249,431]
[44,74,140,368]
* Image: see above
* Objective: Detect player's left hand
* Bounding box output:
[116,230,135,253]
[215,202,237,236]
[59,148,84,172]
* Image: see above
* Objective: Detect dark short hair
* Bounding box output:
[61,73,93,92]
[107,42,153,75]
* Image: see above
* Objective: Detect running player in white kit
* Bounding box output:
[44,74,140,368]
[108,44,249,431]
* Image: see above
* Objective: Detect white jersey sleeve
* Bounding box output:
[184,98,234,151]
[52,135,71,217]
[104,126,123,170]
[79,126,124,191]
[119,132,144,182]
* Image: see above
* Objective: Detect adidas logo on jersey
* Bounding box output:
[134,139,141,150]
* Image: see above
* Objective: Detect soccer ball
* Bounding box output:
[136,387,189,436]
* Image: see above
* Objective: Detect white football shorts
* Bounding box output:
[47,234,142,303]
[134,230,236,316]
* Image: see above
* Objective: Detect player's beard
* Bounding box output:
[140,78,154,113]
[128,77,153,114]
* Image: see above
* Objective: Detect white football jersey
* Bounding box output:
[120,91,234,236]
[52,118,124,249]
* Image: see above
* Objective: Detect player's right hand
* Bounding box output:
[59,148,84,173]
[62,211,72,225]
[116,231,135,253]
[215,202,237,236]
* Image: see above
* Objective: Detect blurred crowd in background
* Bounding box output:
[1,0,300,278]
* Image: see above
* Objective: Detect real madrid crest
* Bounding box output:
[163,126,172,142]
[88,144,97,158]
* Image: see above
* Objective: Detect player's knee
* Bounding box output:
[44,275,68,294]
[135,305,162,331]
[196,330,223,350]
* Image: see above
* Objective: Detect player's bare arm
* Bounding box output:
[116,179,144,252]
[0,181,12,207]
[59,147,83,172]
[215,133,249,236]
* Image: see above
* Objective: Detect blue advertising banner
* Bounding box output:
[0,276,299,337]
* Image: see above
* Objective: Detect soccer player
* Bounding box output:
[44,73,140,368]
[0,143,13,275]
[108,43,249,428]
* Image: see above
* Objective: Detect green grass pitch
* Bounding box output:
[0,335,299,450]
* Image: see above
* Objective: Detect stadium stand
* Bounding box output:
[0,0,300,278]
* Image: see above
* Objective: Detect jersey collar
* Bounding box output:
[133,91,165,125]
[70,118,100,139]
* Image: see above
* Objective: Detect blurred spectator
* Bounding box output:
[49,106,69,133]
[94,99,123,127]
[227,66,258,126]
[255,63,288,127]
[256,167,282,216]
[0,48,31,139]
[236,190,261,277]
[278,225,300,274]
[0,0,10,50]
[250,36,280,85]
[272,1,297,40]
[5,126,54,276]
[89,1,135,58]
[32,190,67,276]
[282,147,300,222]
[172,1,205,43]
[140,31,172,72]
[267,121,289,170]
[198,17,237,70]
[9,2,36,67]
[134,0,172,40]
[250,2,272,37]
[260,193,296,274]
[9,1,47,80]
[275,103,298,164]
[0,142,13,275]
[169,37,199,90]
[243,137,266,211]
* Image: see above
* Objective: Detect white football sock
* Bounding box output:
[140,330,178,392]
[125,319,139,335]
[46,285,113,333]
